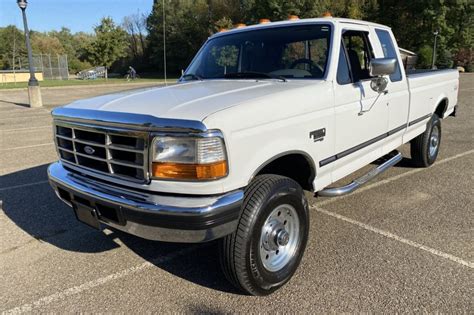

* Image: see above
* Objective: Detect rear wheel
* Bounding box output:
[219,175,309,296]
[411,114,441,167]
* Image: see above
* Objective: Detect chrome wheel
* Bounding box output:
[259,204,300,272]
[429,125,440,158]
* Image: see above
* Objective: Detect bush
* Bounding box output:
[417,45,433,69]
[436,48,453,69]
[466,63,474,73]
[69,59,92,74]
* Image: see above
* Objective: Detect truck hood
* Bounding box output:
[64,80,312,122]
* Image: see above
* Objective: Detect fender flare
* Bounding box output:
[248,150,317,189]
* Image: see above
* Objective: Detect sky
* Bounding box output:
[0,0,154,33]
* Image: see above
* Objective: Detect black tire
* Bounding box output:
[410,113,441,167]
[219,175,309,296]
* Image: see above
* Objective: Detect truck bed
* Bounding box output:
[407,69,459,123]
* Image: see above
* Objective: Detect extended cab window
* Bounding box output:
[375,29,402,82]
[185,24,331,80]
[341,31,374,82]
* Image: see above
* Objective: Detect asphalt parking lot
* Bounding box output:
[1,76,473,313]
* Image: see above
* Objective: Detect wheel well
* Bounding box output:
[435,99,448,118]
[255,153,315,191]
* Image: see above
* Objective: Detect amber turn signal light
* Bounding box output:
[152,161,227,180]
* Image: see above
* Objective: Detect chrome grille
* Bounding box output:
[54,121,149,182]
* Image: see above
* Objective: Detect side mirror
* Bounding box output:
[369,58,396,93]
[369,58,397,76]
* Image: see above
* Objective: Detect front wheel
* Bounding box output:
[219,175,309,296]
[410,113,441,167]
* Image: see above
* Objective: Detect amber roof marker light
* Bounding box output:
[322,11,333,18]
[259,18,271,24]
[288,15,299,21]
[235,23,247,28]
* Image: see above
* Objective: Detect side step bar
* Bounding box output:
[317,151,403,197]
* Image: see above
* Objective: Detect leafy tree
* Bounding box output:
[49,28,92,72]
[0,26,26,70]
[31,33,65,55]
[417,45,434,68]
[214,17,234,32]
[147,0,211,75]
[86,17,128,77]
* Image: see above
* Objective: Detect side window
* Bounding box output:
[342,31,374,82]
[375,29,402,82]
[337,43,352,85]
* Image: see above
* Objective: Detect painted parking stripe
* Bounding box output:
[0,181,49,192]
[0,114,51,121]
[313,206,473,269]
[0,143,54,151]
[2,126,51,132]
[3,244,203,314]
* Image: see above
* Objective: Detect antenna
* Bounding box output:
[162,0,167,85]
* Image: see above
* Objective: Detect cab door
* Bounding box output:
[329,26,389,182]
[371,27,410,152]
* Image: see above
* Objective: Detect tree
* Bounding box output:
[147,0,211,75]
[0,26,26,70]
[86,17,128,77]
[123,13,148,59]
[31,33,65,55]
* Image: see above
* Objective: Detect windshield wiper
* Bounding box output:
[223,72,287,82]
[181,73,203,81]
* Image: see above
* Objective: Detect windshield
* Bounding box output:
[184,24,332,80]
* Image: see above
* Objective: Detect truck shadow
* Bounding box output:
[372,155,414,168]
[0,164,239,294]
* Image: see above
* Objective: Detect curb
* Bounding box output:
[0,81,172,92]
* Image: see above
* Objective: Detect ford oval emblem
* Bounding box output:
[83,146,95,155]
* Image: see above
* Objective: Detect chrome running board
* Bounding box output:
[317,151,402,197]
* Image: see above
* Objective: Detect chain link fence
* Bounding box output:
[14,54,69,80]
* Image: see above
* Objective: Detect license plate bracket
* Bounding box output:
[73,203,100,230]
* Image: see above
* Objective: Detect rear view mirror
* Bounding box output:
[369,58,396,93]
[369,58,396,77]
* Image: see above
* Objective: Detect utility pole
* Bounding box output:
[12,26,17,85]
[17,0,43,107]
[163,0,167,85]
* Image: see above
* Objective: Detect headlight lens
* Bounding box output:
[151,135,227,180]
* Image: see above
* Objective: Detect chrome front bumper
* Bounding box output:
[47,162,243,243]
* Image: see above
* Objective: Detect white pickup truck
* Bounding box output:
[48,17,459,295]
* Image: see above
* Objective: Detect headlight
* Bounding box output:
[151,134,228,180]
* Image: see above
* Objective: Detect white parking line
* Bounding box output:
[2,126,51,132]
[313,207,473,269]
[0,143,54,151]
[0,181,49,192]
[0,114,51,121]
[3,244,202,314]
[318,149,474,206]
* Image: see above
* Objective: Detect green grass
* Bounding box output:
[0,78,176,89]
